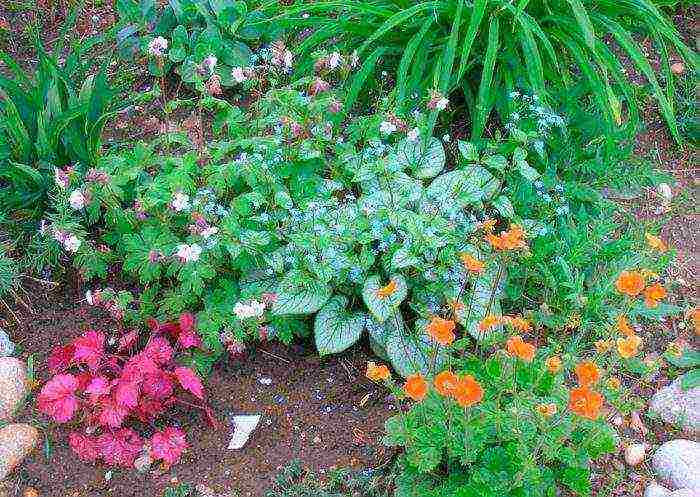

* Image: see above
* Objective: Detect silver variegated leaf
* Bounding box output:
[362,274,408,323]
[394,137,445,179]
[314,296,367,355]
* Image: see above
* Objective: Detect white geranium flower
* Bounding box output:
[231,67,246,83]
[54,168,69,189]
[379,121,397,135]
[233,300,266,320]
[328,52,342,70]
[69,189,86,210]
[283,50,293,69]
[175,243,202,263]
[170,191,190,212]
[63,235,81,253]
[436,97,449,111]
[407,128,420,142]
[148,36,168,57]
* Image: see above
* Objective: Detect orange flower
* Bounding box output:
[478,314,502,332]
[616,315,634,336]
[690,308,700,336]
[506,335,536,362]
[376,279,397,299]
[487,224,528,251]
[536,403,557,417]
[607,377,621,389]
[453,375,484,407]
[568,386,603,420]
[643,283,667,308]
[434,370,458,396]
[545,356,562,374]
[403,374,428,401]
[459,252,485,273]
[595,340,614,353]
[575,361,600,387]
[366,361,390,381]
[448,300,465,314]
[481,218,497,233]
[426,316,456,346]
[615,271,645,297]
[617,335,642,359]
[645,233,667,252]
[504,316,532,332]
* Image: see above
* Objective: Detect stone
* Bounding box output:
[0,358,28,422]
[657,183,673,200]
[671,490,700,497]
[0,424,39,481]
[625,443,648,466]
[645,483,671,497]
[649,378,700,433]
[228,415,261,450]
[0,329,14,357]
[652,440,700,490]
[671,62,685,75]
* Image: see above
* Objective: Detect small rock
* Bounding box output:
[312,435,322,445]
[649,378,700,433]
[0,358,28,422]
[625,443,648,466]
[195,484,216,497]
[671,62,685,75]
[258,377,272,386]
[228,415,261,450]
[657,183,673,200]
[23,488,39,497]
[652,439,700,490]
[0,329,14,357]
[645,483,671,497]
[671,490,700,497]
[0,424,39,481]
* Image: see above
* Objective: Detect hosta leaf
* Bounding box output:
[314,295,367,355]
[394,137,445,179]
[362,274,408,323]
[271,283,331,316]
[492,195,515,219]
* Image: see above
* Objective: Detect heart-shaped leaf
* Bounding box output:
[314,296,367,355]
[362,274,408,322]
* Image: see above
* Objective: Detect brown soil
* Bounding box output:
[2,280,394,497]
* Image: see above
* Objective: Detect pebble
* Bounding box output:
[0,358,28,422]
[0,329,14,357]
[0,424,39,481]
[258,377,272,386]
[657,183,673,200]
[652,439,700,490]
[671,62,685,75]
[625,443,648,466]
[649,378,699,433]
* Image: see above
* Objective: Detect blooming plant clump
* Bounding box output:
[37,314,211,468]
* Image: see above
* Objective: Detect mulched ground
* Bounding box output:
[2,279,395,497]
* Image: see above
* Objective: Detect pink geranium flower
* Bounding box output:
[38,374,79,423]
[151,427,188,465]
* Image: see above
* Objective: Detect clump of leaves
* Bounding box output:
[37,314,212,468]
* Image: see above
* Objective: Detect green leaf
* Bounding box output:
[314,295,367,355]
[665,349,700,368]
[680,369,700,390]
[386,320,442,377]
[472,16,499,139]
[391,248,419,270]
[394,136,445,179]
[492,195,515,218]
[457,140,479,162]
[271,283,331,316]
[362,274,408,323]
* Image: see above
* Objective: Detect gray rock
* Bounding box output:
[0,358,28,422]
[645,483,671,497]
[649,378,700,433]
[0,424,39,481]
[671,489,700,497]
[652,440,700,490]
[0,329,14,357]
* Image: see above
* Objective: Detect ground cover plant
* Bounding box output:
[0,2,696,496]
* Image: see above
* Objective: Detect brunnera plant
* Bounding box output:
[37,313,212,468]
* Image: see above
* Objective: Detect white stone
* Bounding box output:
[657,183,673,200]
[0,329,14,357]
[228,415,261,450]
[671,489,700,497]
[649,378,700,433]
[652,440,700,490]
[0,424,39,481]
[645,483,671,497]
[625,443,648,466]
[0,358,28,422]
